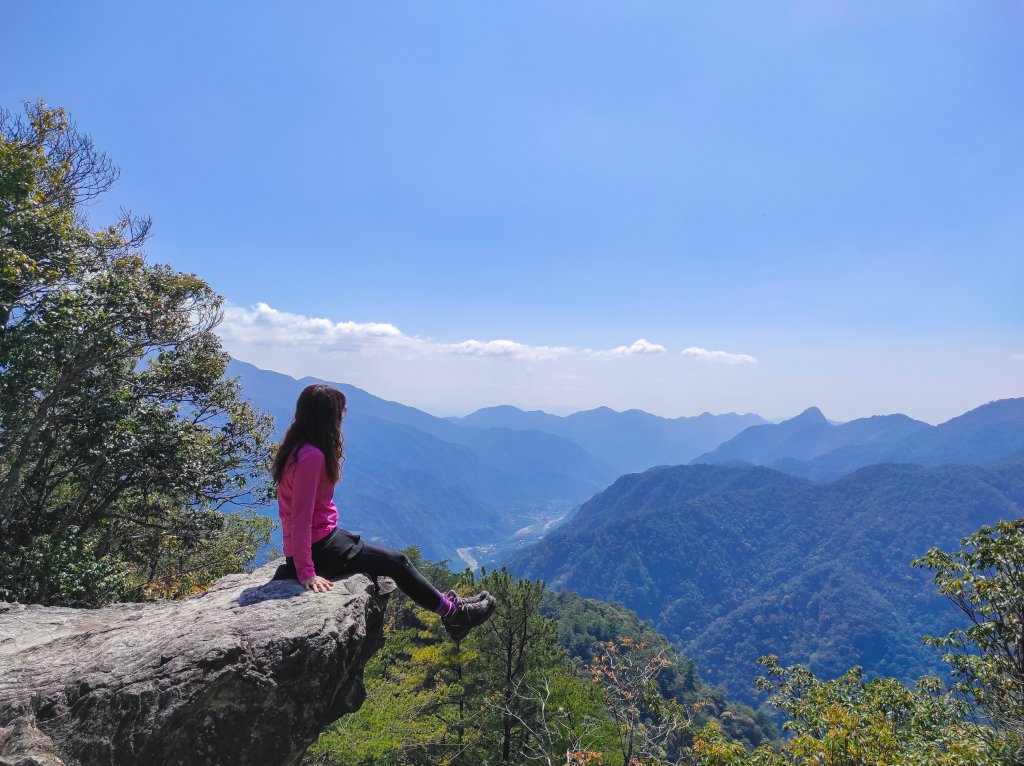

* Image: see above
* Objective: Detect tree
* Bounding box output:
[0,100,136,328]
[0,101,273,605]
[487,667,614,766]
[585,638,691,766]
[476,566,565,762]
[914,520,1024,742]
[691,657,1010,765]
[305,548,490,766]
[307,559,623,766]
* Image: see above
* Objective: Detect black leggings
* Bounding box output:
[284,530,443,611]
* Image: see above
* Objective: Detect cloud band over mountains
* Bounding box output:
[220,302,756,364]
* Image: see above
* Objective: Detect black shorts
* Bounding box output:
[274,527,364,580]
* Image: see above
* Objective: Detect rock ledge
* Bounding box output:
[0,562,393,766]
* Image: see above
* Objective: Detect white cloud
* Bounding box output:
[220,303,408,351]
[681,346,758,364]
[1014,354,1024,361]
[219,302,662,362]
[602,338,667,356]
[444,339,574,360]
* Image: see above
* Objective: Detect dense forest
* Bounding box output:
[511,461,1024,705]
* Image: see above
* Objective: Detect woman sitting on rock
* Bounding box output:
[271,383,495,640]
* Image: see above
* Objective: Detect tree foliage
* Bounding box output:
[307,555,779,766]
[585,638,690,766]
[914,520,1024,741]
[0,101,272,605]
[691,658,1013,765]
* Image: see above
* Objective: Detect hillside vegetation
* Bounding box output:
[306,551,775,766]
[511,461,1024,704]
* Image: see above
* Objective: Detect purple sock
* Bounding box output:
[435,591,457,618]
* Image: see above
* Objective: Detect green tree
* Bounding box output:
[914,520,1024,743]
[0,99,133,328]
[476,566,565,762]
[691,658,1010,765]
[306,548,487,766]
[0,101,273,605]
[308,558,620,766]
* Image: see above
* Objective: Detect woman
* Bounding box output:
[272,383,495,640]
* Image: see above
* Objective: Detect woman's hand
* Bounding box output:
[302,575,334,592]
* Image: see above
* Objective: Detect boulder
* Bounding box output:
[0,561,394,766]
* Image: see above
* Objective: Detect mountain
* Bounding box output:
[228,359,618,562]
[509,460,1024,704]
[454,405,767,474]
[894,397,1024,465]
[696,399,1024,482]
[694,408,930,466]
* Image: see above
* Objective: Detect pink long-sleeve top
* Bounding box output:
[277,443,338,582]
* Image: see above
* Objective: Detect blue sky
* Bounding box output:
[4,2,1022,422]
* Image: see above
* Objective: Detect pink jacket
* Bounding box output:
[277,443,338,582]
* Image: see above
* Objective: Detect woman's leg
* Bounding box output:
[340,542,443,610]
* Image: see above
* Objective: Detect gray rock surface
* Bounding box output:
[0,561,394,766]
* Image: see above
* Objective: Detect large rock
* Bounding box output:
[0,561,394,766]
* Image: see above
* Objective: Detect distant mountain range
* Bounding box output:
[229,359,762,562]
[453,405,766,475]
[233,358,1024,564]
[510,459,1024,705]
[695,399,1024,481]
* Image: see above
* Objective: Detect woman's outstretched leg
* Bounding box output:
[340,542,444,609]
[330,541,495,639]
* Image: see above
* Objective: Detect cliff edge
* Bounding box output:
[0,561,394,766]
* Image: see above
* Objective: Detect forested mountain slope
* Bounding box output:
[511,460,1024,704]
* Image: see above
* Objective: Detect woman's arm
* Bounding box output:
[288,447,326,586]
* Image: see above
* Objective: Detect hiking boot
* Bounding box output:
[442,591,496,641]
[446,589,491,605]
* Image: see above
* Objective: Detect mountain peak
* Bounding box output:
[792,406,828,424]
[468,404,527,417]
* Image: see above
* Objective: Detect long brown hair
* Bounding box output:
[271,384,347,484]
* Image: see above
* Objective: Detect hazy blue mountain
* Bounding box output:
[454,404,565,432]
[510,460,1024,705]
[707,399,1024,482]
[694,408,930,466]
[454,404,766,474]
[894,398,1024,465]
[228,359,618,561]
